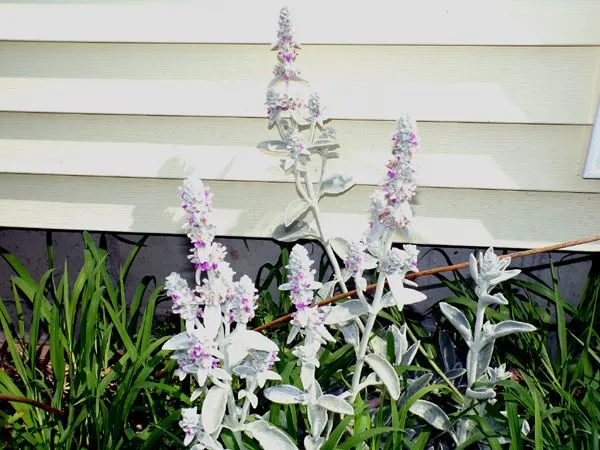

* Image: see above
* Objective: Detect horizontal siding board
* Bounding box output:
[0,113,597,193]
[1,42,598,124]
[1,77,595,125]
[0,174,598,251]
[1,1,599,45]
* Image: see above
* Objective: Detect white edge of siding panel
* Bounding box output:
[0,1,599,45]
[0,174,598,252]
[583,101,600,179]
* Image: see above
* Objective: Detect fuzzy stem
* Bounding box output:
[303,170,348,296]
[349,232,394,402]
[221,326,244,448]
[467,284,488,388]
[240,379,257,424]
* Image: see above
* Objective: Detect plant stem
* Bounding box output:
[467,291,487,388]
[302,170,348,296]
[349,232,393,402]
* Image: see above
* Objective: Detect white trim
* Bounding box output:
[0,1,599,45]
[583,101,600,179]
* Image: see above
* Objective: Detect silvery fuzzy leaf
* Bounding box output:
[307,404,327,437]
[338,321,360,347]
[308,137,338,151]
[286,326,300,345]
[445,368,467,380]
[239,389,259,409]
[202,386,227,434]
[245,419,299,450]
[324,299,369,325]
[316,279,337,301]
[388,274,427,309]
[466,387,496,400]
[487,320,536,341]
[439,302,473,345]
[210,368,232,382]
[469,254,479,283]
[329,237,349,260]
[257,140,289,154]
[365,353,401,400]
[317,394,354,415]
[162,332,190,351]
[380,292,396,308]
[490,269,521,285]
[409,399,450,431]
[284,198,311,227]
[301,364,316,391]
[264,385,306,404]
[400,342,420,366]
[304,436,325,450]
[369,336,387,358]
[272,220,318,243]
[438,330,456,372]
[480,293,509,307]
[319,173,355,196]
[315,324,336,343]
[475,341,496,380]
[229,330,278,363]
[190,388,203,402]
[391,324,408,364]
[257,370,282,388]
[203,303,222,339]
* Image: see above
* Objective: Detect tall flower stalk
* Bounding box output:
[258,7,355,300]
[162,179,295,450]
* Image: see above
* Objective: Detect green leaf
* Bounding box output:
[102,300,138,359]
[338,427,404,450]
[49,305,65,409]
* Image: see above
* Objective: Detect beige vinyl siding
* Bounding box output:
[1,1,599,251]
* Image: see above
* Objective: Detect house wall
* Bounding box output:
[0,1,599,250]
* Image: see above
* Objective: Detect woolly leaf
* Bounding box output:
[324,299,369,325]
[365,353,401,400]
[257,140,289,154]
[439,302,473,345]
[202,386,227,434]
[272,220,317,242]
[409,399,450,431]
[320,173,355,196]
[308,404,327,437]
[489,320,536,341]
[466,387,496,400]
[317,394,354,415]
[264,385,306,404]
[246,419,299,450]
[284,198,311,227]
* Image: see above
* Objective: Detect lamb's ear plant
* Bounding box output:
[163,6,542,450]
[435,248,536,446]
[257,6,355,299]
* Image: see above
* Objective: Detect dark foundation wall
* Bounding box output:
[0,228,595,328]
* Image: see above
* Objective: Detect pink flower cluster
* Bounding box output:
[271,7,301,84]
[228,275,258,325]
[280,244,323,309]
[265,90,306,127]
[368,115,420,232]
[165,272,202,322]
